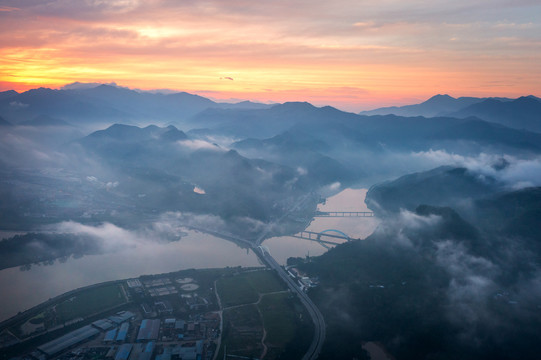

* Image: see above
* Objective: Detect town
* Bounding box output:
[0,265,318,360]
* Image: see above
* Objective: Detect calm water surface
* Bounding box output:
[0,188,377,321]
[263,188,379,264]
[0,231,260,322]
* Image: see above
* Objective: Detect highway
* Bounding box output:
[186,193,326,359]
[253,246,326,360]
[186,225,326,358]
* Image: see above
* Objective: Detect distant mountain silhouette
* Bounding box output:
[448,96,541,132]
[190,99,541,157]
[0,84,273,125]
[70,84,216,121]
[0,90,18,101]
[360,94,541,133]
[0,87,131,124]
[189,101,361,138]
[215,100,272,110]
[360,94,489,117]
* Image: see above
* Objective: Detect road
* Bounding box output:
[187,193,325,359]
[187,226,326,356]
[252,246,325,360]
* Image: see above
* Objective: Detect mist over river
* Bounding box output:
[0,188,377,321]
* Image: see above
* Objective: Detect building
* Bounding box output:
[163,318,176,328]
[92,319,114,331]
[116,322,129,342]
[37,325,100,357]
[126,279,142,288]
[171,340,203,360]
[103,328,118,343]
[114,344,133,360]
[136,319,160,342]
[109,311,135,325]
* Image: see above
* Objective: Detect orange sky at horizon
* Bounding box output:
[1,0,540,112]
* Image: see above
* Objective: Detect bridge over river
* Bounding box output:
[314,210,374,217]
[188,194,327,360]
[189,199,376,359]
[292,229,360,246]
[187,225,326,360]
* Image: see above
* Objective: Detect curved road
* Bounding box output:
[253,246,326,360]
[187,224,326,359]
[187,193,326,359]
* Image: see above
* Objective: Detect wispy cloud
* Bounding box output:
[0,0,539,110]
[0,6,18,12]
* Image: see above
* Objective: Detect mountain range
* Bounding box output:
[0,84,271,126]
[361,94,541,133]
[1,84,541,359]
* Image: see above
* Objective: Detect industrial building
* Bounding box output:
[108,311,135,325]
[103,328,118,343]
[136,319,160,342]
[116,322,129,342]
[128,341,155,360]
[114,344,133,360]
[37,325,100,357]
[93,319,114,331]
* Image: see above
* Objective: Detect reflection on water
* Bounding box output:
[0,230,260,322]
[263,188,379,264]
[0,188,377,322]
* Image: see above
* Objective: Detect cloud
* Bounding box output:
[50,212,204,253]
[0,128,71,167]
[412,150,541,189]
[0,6,18,12]
[10,101,28,108]
[328,182,341,191]
[54,221,141,252]
[86,175,120,190]
[296,167,308,176]
[106,181,119,190]
[1,0,539,110]
[158,211,226,233]
[370,209,443,248]
[398,209,442,231]
[177,139,221,151]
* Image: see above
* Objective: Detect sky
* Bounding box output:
[0,0,540,112]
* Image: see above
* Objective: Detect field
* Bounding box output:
[259,293,297,347]
[222,305,264,358]
[217,269,310,359]
[55,284,126,323]
[217,270,286,308]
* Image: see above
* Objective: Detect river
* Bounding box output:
[262,188,379,264]
[0,188,378,322]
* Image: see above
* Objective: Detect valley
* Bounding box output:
[1,85,541,359]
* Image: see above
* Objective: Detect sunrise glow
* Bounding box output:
[1,0,540,111]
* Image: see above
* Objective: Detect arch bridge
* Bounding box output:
[292,229,360,246]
